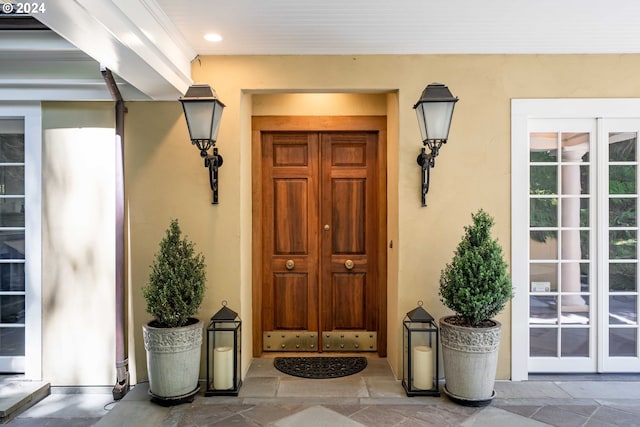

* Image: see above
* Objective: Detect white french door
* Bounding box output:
[0,104,41,377]
[512,100,640,378]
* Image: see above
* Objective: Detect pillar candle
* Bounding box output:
[213,346,233,390]
[412,345,433,390]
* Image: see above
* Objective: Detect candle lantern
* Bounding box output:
[206,301,242,396]
[402,301,440,396]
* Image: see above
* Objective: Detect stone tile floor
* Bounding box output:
[7,357,640,426]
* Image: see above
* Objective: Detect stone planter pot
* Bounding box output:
[143,318,203,405]
[439,316,501,407]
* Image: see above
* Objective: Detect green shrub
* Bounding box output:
[143,219,206,328]
[439,209,512,326]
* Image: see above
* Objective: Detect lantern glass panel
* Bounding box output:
[420,101,455,141]
[183,101,215,141]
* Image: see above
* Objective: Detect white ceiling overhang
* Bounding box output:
[29,0,195,100]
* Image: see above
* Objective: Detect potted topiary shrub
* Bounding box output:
[142,219,206,405]
[439,209,512,406]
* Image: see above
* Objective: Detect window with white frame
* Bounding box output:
[512,100,640,380]
[0,103,41,378]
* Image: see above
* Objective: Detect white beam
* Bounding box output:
[36,0,195,100]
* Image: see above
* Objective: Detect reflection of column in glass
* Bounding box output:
[561,148,587,311]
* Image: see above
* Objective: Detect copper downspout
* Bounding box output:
[101,67,129,400]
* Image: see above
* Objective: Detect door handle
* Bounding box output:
[285,259,295,270]
[345,259,354,270]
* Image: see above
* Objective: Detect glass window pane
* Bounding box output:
[580,165,590,194]
[530,198,557,227]
[609,165,636,195]
[530,263,558,291]
[0,166,24,195]
[530,328,557,357]
[530,231,557,260]
[610,230,637,260]
[561,328,589,357]
[530,296,557,324]
[610,198,637,227]
[580,197,590,227]
[530,132,558,162]
[0,263,24,292]
[0,199,24,227]
[580,262,590,293]
[0,327,24,356]
[0,231,24,260]
[609,328,637,357]
[609,132,637,162]
[0,295,24,324]
[530,166,557,194]
[530,150,555,163]
[609,296,637,325]
[0,134,24,163]
[561,295,589,324]
[609,263,637,292]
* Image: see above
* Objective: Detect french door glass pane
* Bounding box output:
[609,263,637,292]
[0,328,24,356]
[530,328,557,357]
[610,198,636,227]
[0,199,24,227]
[609,230,637,259]
[0,166,24,195]
[609,165,636,194]
[530,198,557,227]
[530,263,558,290]
[0,231,24,259]
[0,295,24,323]
[530,296,557,323]
[0,263,24,291]
[0,134,24,163]
[609,328,637,357]
[561,328,589,357]
[530,166,557,194]
[609,296,637,325]
[609,132,637,161]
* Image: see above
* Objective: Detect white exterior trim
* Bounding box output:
[0,103,42,379]
[512,99,640,380]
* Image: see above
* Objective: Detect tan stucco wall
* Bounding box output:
[120,54,640,384]
[36,54,640,386]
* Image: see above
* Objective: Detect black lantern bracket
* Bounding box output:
[194,139,223,205]
[416,140,446,207]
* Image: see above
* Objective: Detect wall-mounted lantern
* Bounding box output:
[414,83,458,206]
[179,84,225,204]
[206,301,242,396]
[402,301,440,396]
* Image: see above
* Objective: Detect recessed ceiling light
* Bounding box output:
[204,33,223,43]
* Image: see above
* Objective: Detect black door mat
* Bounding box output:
[273,356,367,379]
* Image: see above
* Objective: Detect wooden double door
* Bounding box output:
[252,116,386,356]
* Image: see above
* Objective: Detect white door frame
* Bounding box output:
[511,98,640,381]
[0,103,42,379]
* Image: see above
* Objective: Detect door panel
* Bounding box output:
[262,133,319,339]
[261,130,379,352]
[321,133,378,340]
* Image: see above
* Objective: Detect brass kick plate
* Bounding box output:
[322,331,377,351]
[263,331,377,351]
[263,331,318,351]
